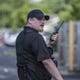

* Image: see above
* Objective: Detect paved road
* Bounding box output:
[0,45,80,80]
[0,45,18,80]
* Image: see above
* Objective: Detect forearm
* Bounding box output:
[42,59,63,80]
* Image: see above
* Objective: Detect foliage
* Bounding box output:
[0,0,80,29]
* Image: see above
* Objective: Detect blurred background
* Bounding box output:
[0,0,80,80]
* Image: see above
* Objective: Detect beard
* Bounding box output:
[38,27,43,32]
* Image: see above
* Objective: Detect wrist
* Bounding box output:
[48,47,53,54]
[48,42,54,48]
[56,77,63,80]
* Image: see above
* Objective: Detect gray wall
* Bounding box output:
[58,21,80,71]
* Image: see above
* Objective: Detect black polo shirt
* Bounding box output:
[16,26,52,80]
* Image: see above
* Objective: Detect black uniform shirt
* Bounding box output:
[16,26,52,80]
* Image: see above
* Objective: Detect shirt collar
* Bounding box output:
[24,25,38,33]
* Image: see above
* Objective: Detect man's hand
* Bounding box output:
[48,34,58,48]
[42,59,63,80]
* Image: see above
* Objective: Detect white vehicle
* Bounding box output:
[3,29,22,46]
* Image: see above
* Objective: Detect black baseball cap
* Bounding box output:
[27,9,49,20]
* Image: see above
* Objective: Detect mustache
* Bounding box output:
[40,23,44,26]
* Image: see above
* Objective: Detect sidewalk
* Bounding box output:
[59,66,80,78]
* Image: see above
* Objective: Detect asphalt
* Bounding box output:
[0,44,80,80]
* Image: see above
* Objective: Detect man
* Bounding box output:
[16,9,63,80]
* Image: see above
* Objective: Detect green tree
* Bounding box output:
[69,0,80,20]
[0,0,80,29]
[0,4,13,27]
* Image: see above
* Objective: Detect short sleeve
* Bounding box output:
[31,34,51,62]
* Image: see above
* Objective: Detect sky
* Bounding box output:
[32,0,42,2]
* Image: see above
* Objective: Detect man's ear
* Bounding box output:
[29,18,34,21]
[28,18,34,24]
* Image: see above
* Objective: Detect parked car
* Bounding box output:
[0,35,3,44]
[3,29,22,46]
